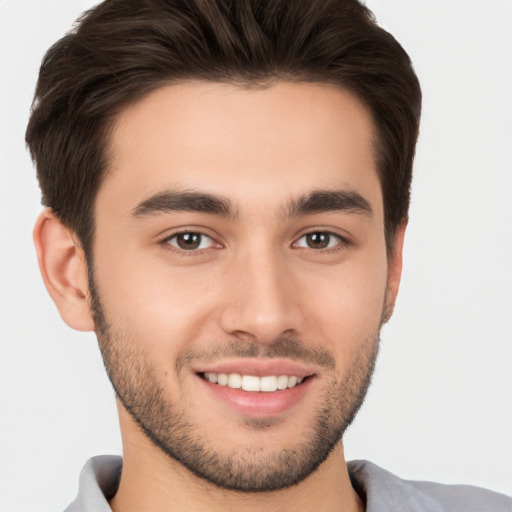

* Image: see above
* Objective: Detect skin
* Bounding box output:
[34,81,405,512]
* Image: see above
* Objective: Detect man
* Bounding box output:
[23,0,511,510]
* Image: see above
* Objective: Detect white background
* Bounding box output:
[0,1,511,510]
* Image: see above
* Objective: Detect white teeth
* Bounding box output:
[287,376,298,388]
[204,373,305,392]
[242,375,261,392]
[260,376,277,392]
[228,373,242,389]
[277,375,288,390]
[206,372,218,384]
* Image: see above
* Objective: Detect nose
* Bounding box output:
[219,246,304,344]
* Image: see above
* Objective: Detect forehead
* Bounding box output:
[101,80,382,219]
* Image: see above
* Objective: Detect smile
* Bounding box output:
[202,372,306,392]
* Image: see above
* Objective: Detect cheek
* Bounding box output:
[296,253,388,355]
[93,247,221,356]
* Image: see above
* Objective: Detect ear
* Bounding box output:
[382,220,407,324]
[33,209,95,331]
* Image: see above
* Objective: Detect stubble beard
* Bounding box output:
[89,278,381,492]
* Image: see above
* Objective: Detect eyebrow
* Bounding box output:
[132,190,238,219]
[286,189,373,218]
[131,188,372,220]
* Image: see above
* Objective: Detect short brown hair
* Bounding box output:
[26,0,421,256]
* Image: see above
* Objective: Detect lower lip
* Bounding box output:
[198,375,313,418]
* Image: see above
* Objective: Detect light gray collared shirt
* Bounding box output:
[64,456,512,511]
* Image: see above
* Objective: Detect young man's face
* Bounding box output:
[88,81,403,491]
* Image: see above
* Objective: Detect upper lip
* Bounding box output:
[193,358,316,378]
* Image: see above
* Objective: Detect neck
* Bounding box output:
[110,422,363,512]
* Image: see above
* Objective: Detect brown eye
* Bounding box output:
[296,231,342,250]
[167,232,213,251]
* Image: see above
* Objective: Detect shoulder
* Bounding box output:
[348,460,512,512]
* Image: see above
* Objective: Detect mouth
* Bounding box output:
[200,372,309,392]
[195,364,315,418]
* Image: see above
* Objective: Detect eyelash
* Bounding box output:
[160,229,351,255]
[161,230,218,254]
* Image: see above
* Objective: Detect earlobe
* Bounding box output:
[383,220,407,324]
[33,209,95,332]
